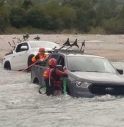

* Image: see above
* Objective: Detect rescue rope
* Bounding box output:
[22,60,39,72]
[49,68,53,86]
[63,77,67,95]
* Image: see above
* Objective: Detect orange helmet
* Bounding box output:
[48,58,57,67]
[39,48,45,52]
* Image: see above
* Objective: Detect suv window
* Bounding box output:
[58,56,65,67]
[45,54,65,67]
[49,54,59,60]
[16,43,29,52]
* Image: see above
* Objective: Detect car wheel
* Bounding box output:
[33,77,39,85]
[27,54,34,71]
[39,87,46,94]
[4,61,11,70]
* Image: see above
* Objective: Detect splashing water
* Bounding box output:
[0,63,124,127]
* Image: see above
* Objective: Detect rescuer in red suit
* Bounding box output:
[43,58,68,96]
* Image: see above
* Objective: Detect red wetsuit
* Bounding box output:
[43,67,67,95]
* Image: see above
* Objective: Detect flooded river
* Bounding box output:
[0,62,124,127]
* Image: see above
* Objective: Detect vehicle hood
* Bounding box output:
[70,71,124,83]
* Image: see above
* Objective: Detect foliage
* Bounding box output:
[0,0,124,34]
[10,7,28,28]
[103,18,124,34]
[0,2,9,32]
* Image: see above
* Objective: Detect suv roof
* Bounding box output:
[53,49,105,59]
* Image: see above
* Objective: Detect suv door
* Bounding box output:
[11,43,29,70]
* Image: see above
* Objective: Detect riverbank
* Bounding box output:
[0,34,124,61]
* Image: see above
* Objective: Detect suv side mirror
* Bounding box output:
[116,69,123,75]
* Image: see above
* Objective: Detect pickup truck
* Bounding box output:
[31,50,124,97]
[3,40,60,70]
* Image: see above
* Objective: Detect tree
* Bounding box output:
[10,7,28,28]
[27,8,45,28]
[0,3,9,32]
[22,0,33,9]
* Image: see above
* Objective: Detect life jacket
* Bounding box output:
[43,68,61,80]
[39,54,48,61]
[32,53,48,63]
[43,68,51,79]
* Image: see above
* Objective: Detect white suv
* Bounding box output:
[3,40,60,70]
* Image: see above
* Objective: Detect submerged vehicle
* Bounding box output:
[31,49,124,97]
[3,40,60,70]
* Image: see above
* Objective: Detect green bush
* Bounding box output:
[0,7,9,32]
[10,7,28,28]
[0,0,124,34]
[103,18,124,34]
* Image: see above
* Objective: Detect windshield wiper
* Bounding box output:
[71,70,80,72]
[84,70,101,72]
[71,70,100,72]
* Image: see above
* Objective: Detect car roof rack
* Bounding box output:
[56,49,84,54]
[52,38,85,54]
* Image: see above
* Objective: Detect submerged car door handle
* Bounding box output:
[13,56,15,57]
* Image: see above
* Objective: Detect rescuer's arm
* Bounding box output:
[32,54,39,63]
[55,69,68,77]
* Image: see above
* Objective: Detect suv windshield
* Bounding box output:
[67,56,116,73]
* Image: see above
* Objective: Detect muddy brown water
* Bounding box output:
[0,62,124,127]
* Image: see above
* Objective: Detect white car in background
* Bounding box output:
[3,41,60,70]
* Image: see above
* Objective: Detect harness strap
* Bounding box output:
[48,68,53,86]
